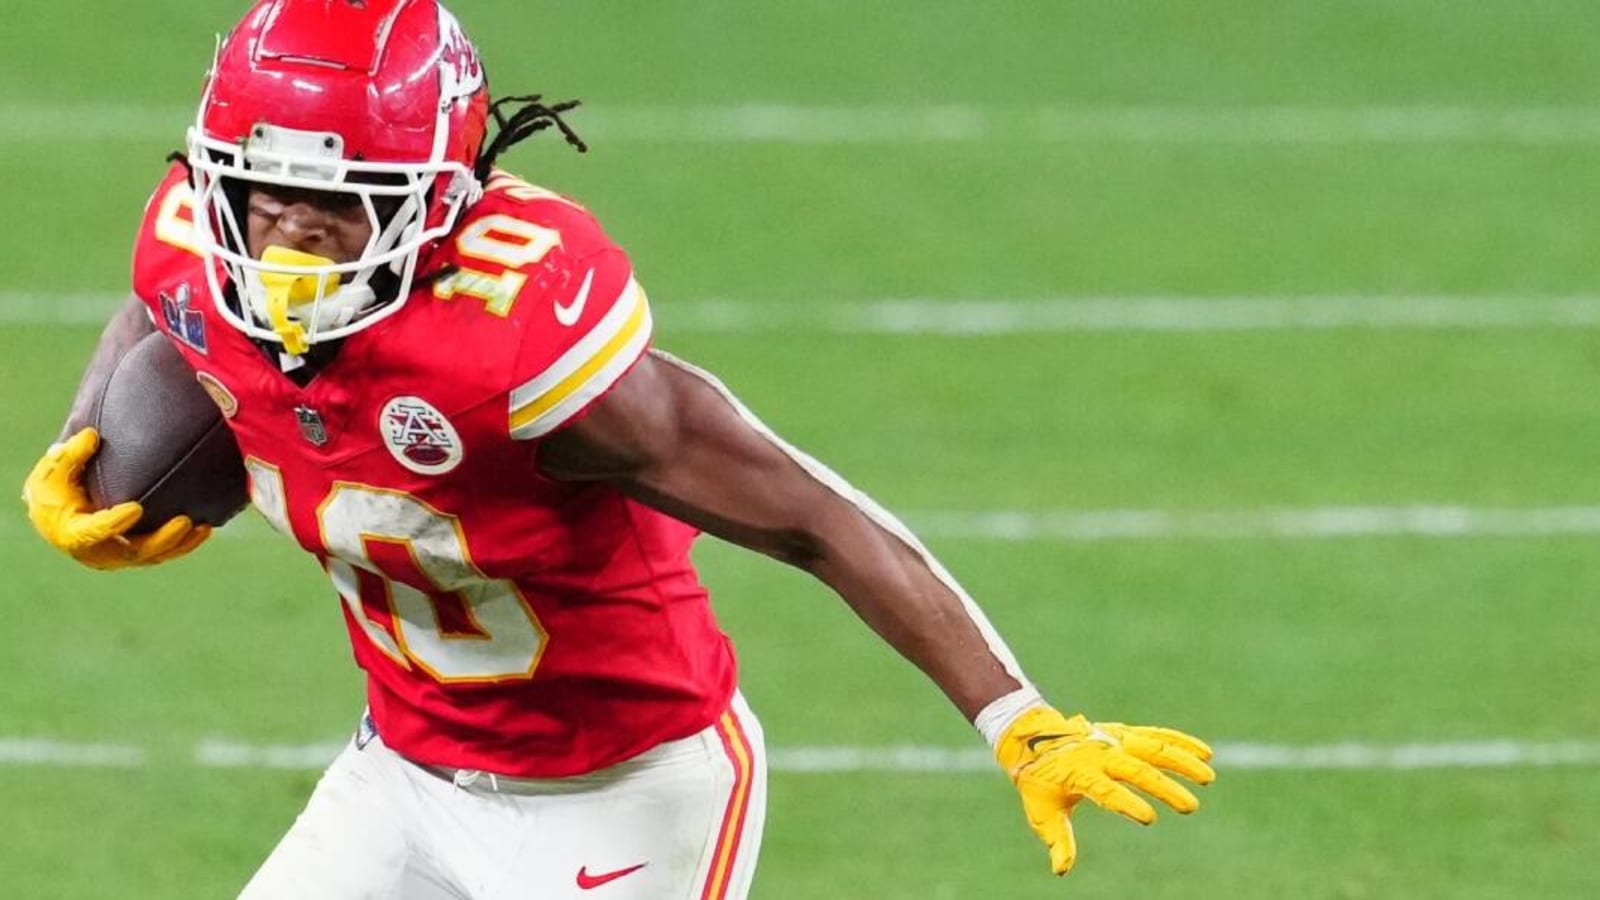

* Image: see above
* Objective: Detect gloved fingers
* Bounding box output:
[72,537,138,571]
[1046,815,1078,876]
[73,528,207,570]
[66,516,208,569]
[1080,769,1158,825]
[23,448,64,498]
[131,516,197,560]
[1113,729,1217,785]
[1020,789,1079,876]
[56,428,103,480]
[24,437,82,503]
[57,502,144,551]
[1105,752,1201,814]
[1107,723,1215,763]
[146,522,211,564]
[26,428,99,485]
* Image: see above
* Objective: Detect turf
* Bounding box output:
[4,1,1600,897]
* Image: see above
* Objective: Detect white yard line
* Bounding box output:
[12,103,1600,145]
[2,737,1597,772]
[669,296,1600,335]
[0,738,145,767]
[909,506,1600,541]
[195,738,345,771]
[9,505,1600,544]
[0,293,137,326]
[15,293,1600,333]
[771,740,1600,773]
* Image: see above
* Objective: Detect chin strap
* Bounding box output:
[257,246,338,356]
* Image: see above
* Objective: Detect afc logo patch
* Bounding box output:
[159,283,207,353]
[381,396,463,475]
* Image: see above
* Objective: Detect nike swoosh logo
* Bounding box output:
[1027,730,1117,753]
[555,268,595,327]
[576,862,647,890]
[1026,734,1069,753]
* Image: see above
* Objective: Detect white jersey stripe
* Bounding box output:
[508,277,649,437]
[648,350,1032,689]
[509,276,644,410]
[509,307,654,439]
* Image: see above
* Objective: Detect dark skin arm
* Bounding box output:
[538,350,1021,721]
[59,295,157,441]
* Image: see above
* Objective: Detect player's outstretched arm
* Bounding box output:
[21,295,209,569]
[538,349,1215,875]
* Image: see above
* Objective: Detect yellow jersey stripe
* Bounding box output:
[508,277,644,410]
[509,291,650,433]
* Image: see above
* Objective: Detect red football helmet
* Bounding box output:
[187,0,490,351]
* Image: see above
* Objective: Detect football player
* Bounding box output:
[22,1,1215,896]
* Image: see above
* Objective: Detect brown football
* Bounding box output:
[84,331,249,534]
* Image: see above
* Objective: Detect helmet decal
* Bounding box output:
[437,7,484,103]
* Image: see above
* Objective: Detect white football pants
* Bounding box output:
[239,694,766,900]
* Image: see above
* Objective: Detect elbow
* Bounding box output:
[770,526,829,571]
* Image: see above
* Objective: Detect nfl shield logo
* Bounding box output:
[295,405,328,446]
[354,712,377,751]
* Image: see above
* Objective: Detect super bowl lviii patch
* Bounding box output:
[159,283,207,353]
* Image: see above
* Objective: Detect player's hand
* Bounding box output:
[995,705,1215,876]
[21,428,211,570]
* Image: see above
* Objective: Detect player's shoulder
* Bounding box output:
[130,161,206,305]
[468,169,619,258]
[431,169,636,324]
[429,170,653,441]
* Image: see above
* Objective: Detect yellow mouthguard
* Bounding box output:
[257,246,338,356]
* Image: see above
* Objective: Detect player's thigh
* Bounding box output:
[239,738,456,900]
[482,698,767,900]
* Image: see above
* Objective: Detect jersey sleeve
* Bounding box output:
[504,225,652,441]
[130,161,205,310]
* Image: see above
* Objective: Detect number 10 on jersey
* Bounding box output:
[247,458,548,684]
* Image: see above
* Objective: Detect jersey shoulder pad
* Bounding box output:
[450,172,621,278]
[458,177,651,441]
[132,162,204,293]
[432,174,627,323]
[130,163,211,346]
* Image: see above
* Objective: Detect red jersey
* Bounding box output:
[130,163,737,777]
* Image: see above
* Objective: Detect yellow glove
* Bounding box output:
[22,428,211,570]
[996,705,1216,876]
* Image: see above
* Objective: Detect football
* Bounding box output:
[84,331,249,533]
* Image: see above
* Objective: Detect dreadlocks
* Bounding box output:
[474,94,588,182]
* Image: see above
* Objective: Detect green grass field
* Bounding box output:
[6,1,1600,897]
